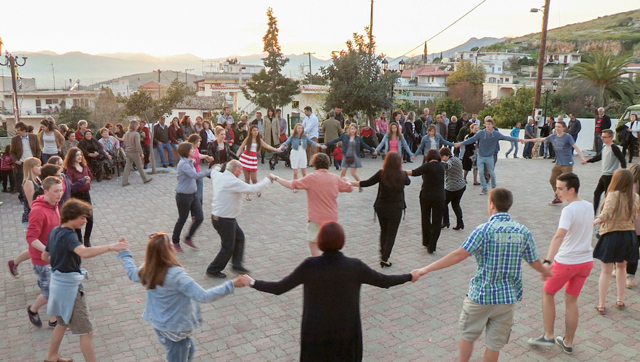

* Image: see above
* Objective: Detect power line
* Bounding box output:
[388,0,486,64]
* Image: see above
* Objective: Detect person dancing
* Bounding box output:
[593,169,639,313]
[440,147,466,230]
[324,123,377,186]
[279,123,324,186]
[241,221,419,362]
[235,125,279,201]
[351,151,410,267]
[407,149,447,253]
[118,232,245,361]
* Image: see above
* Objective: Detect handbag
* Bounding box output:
[345,156,355,164]
[279,133,287,143]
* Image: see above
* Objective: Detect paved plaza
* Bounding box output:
[1,152,639,361]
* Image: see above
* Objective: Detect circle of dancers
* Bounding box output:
[4,110,639,362]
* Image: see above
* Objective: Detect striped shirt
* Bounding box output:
[461,212,539,305]
[444,156,465,192]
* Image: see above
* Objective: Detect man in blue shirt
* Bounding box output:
[455,117,522,195]
[505,122,521,159]
[522,120,586,205]
[417,188,551,362]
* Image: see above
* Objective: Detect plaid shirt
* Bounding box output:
[461,212,539,305]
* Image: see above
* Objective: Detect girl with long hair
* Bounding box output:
[169,117,184,154]
[180,115,194,138]
[198,120,215,152]
[193,116,204,134]
[7,157,42,276]
[262,108,280,159]
[375,121,413,157]
[172,142,211,252]
[118,232,244,362]
[351,152,411,267]
[324,123,377,185]
[64,147,94,247]
[38,118,64,164]
[407,149,447,253]
[593,169,640,313]
[207,126,239,166]
[402,111,417,162]
[279,123,323,182]
[236,125,279,201]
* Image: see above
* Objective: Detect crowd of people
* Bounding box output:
[3,105,639,362]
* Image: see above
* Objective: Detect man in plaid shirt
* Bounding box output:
[417,187,551,362]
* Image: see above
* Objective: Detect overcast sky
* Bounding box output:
[2,1,638,60]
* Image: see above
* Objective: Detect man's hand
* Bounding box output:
[237,274,254,287]
[232,276,248,288]
[453,143,461,148]
[540,265,553,281]
[410,269,421,283]
[111,237,129,252]
[41,251,50,262]
[266,173,276,182]
[411,155,416,160]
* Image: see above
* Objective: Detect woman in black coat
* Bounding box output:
[407,149,447,254]
[77,129,108,181]
[351,151,410,267]
[207,126,238,168]
[243,222,417,362]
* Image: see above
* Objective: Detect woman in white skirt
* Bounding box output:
[236,125,279,201]
[279,123,325,191]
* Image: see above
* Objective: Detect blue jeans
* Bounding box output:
[155,329,195,362]
[157,142,174,166]
[477,155,496,191]
[505,141,518,157]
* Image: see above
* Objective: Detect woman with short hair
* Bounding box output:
[60,132,78,160]
[243,221,418,362]
[439,147,466,230]
[407,149,447,253]
[198,120,215,152]
[172,142,211,252]
[74,120,88,141]
[78,129,108,181]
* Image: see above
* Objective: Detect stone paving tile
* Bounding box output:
[1,152,639,361]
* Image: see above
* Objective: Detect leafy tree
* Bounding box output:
[479,87,534,128]
[470,46,479,52]
[155,79,196,118]
[568,52,638,107]
[445,60,486,87]
[93,87,123,128]
[447,82,484,114]
[394,99,421,114]
[242,8,300,110]
[58,106,94,130]
[435,98,464,118]
[124,89,155,119]
[322,29,397,123]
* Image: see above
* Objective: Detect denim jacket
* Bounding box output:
[375,134,413,155]
[118,250,234,332]
[282,135,317,150]
[414,133,454,155]
[325,134,376,155]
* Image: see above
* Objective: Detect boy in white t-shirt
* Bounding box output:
[528,172,594,354]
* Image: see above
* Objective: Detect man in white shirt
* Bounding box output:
[301,106,319,166]
[528,173,594,355]
[206,160,273,278]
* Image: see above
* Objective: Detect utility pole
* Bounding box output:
[304,52,315,85]
[50,63,56,90]
[0,52,28,124]
[157,69,161,98]
[369,0,374,54]
[533,0,551,119]
[185,68,194,86]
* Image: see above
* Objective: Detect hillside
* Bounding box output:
[483,8,640,60]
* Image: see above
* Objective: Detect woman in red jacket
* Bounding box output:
[139,120,151,169]
[63,147,94,247]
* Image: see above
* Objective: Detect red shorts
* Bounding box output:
[543,261,593,297]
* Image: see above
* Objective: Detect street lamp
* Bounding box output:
[0,52,28,124]
[381,59,406,108]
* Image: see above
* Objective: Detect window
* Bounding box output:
[202,111,211,118]
[45,99,53,105]
[178,112,186,119]
[36,107,42,114]
[35,99,41,106]
[505,78,510,82]
[292,101,299,109]
[52,99,58,104]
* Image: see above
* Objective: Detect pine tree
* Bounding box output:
[242,8,300,110]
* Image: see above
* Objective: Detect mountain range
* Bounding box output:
[10,37,505,90]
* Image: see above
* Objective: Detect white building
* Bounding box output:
[455,51,529,74]
[101,79,132,97]
[545,52,582,67]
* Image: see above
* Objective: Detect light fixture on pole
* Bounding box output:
[543,80,558,125]
[0,52,28,124]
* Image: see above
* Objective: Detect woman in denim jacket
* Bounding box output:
[118,232,245,362]
[413,125,454,161]
[325,123,377,185]
[279,123,325,181]
[375,122,413,158]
